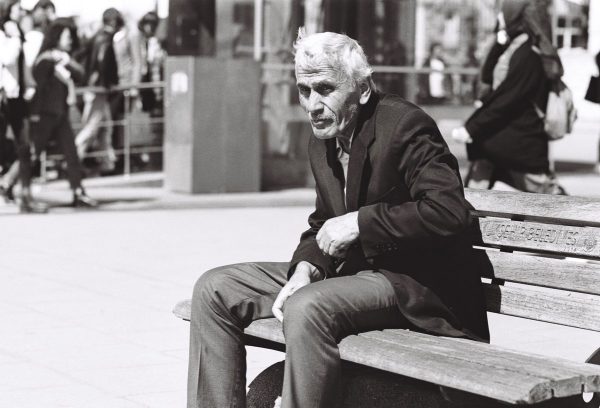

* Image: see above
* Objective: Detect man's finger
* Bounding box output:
[272,287,291,322]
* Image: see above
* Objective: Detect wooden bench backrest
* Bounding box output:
[465,189,600,333]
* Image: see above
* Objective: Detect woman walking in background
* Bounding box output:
[0,0,47,212]
[452,0,566,194]
[30,18,97,207]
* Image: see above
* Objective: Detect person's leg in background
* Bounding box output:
[108,90,125,173]
[0,99,18,202]
[52,112,98,207]
[75,92,116,173]
[4,98,47,213]
[97,95,117,173]
[464,159,496,190]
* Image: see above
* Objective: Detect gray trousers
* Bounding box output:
[187,262,408,408]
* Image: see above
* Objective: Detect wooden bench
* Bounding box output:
[174,188,600,406]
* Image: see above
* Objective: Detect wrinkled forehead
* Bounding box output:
[295,55,351,86]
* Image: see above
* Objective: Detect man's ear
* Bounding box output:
[359,81,371,105]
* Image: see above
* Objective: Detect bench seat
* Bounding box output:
[173,300,600,405]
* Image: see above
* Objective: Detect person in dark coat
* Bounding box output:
[0,0,47,212]
[187,31,490,408]
[452,0,566,194]
[30,18,97,207]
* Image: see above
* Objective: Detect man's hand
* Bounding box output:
[271,261,322,322]
[316,211,359,258]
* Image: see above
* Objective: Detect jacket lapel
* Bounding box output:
[312,137,347,216]
[346,94,378,212]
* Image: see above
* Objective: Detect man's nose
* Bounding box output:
[306,92,324,114]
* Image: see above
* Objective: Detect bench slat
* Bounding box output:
[484,283,600,331]
[362,329,600,397]
[245,318,600,402]
[485,250,600,295]
[478,217,600,258]
[245,318,600,404]
[245,318,548,403]
[465,189,600,225]
[341,336,550,404]
[173,303,600,404]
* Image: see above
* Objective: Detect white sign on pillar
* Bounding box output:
[171,71,189,95]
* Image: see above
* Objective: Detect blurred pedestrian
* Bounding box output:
[424,43,448,104]
[0,0,47,212]
[586,50,600,171]
[24,0,55,73]
[137,11,165,117]
[110,8,142,169]
[452,0,566,194]
[30,18,97,207]
[75,7,120,174]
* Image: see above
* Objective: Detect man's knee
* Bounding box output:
[192,265,238,310]
[283,288,333,335]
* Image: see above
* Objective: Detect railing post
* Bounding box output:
[123,89,132,178]
[40,151,47,182]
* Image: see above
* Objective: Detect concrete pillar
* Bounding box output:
[164,57,261,193]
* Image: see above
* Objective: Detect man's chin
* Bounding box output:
[311,127,337,140]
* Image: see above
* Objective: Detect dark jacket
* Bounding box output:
[290,93,490,342]
[465,38,551,173]
[84,29,119,88]
[31,54,84,117]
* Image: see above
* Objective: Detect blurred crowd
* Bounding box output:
[0,0,166,213]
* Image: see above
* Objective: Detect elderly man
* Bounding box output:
[187,31,489,408]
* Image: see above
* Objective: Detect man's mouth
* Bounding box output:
[311,118,332,128]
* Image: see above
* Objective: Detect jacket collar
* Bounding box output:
[311,92,379,214]
[345,92,379,212]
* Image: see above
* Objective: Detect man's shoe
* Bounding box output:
[19,197,48,214]
[72,189,98,208]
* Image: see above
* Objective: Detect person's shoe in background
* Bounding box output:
[0,184,15,203]
[19,194,48,214]
[72,187,98,208]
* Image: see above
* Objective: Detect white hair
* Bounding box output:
[293,28,376,91]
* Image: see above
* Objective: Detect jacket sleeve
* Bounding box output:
[0,31,21,66]
[465,46,544,140]
[66,59,86,85]
[288,183,336,279]
[357,110,470,258]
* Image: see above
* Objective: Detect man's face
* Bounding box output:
[295,65,364,140]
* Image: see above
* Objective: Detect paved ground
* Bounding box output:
[1,166,600,407]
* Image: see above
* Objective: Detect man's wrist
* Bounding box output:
[297,261,324,281]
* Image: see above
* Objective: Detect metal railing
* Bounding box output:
[40,81,165,181]
[40,63,481,183]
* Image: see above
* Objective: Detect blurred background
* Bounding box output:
[2,0,599,193]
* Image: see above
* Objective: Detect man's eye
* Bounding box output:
[316,85,333,95]
[297,86,310,96]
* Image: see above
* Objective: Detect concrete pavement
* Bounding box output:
[1,172,600,407]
